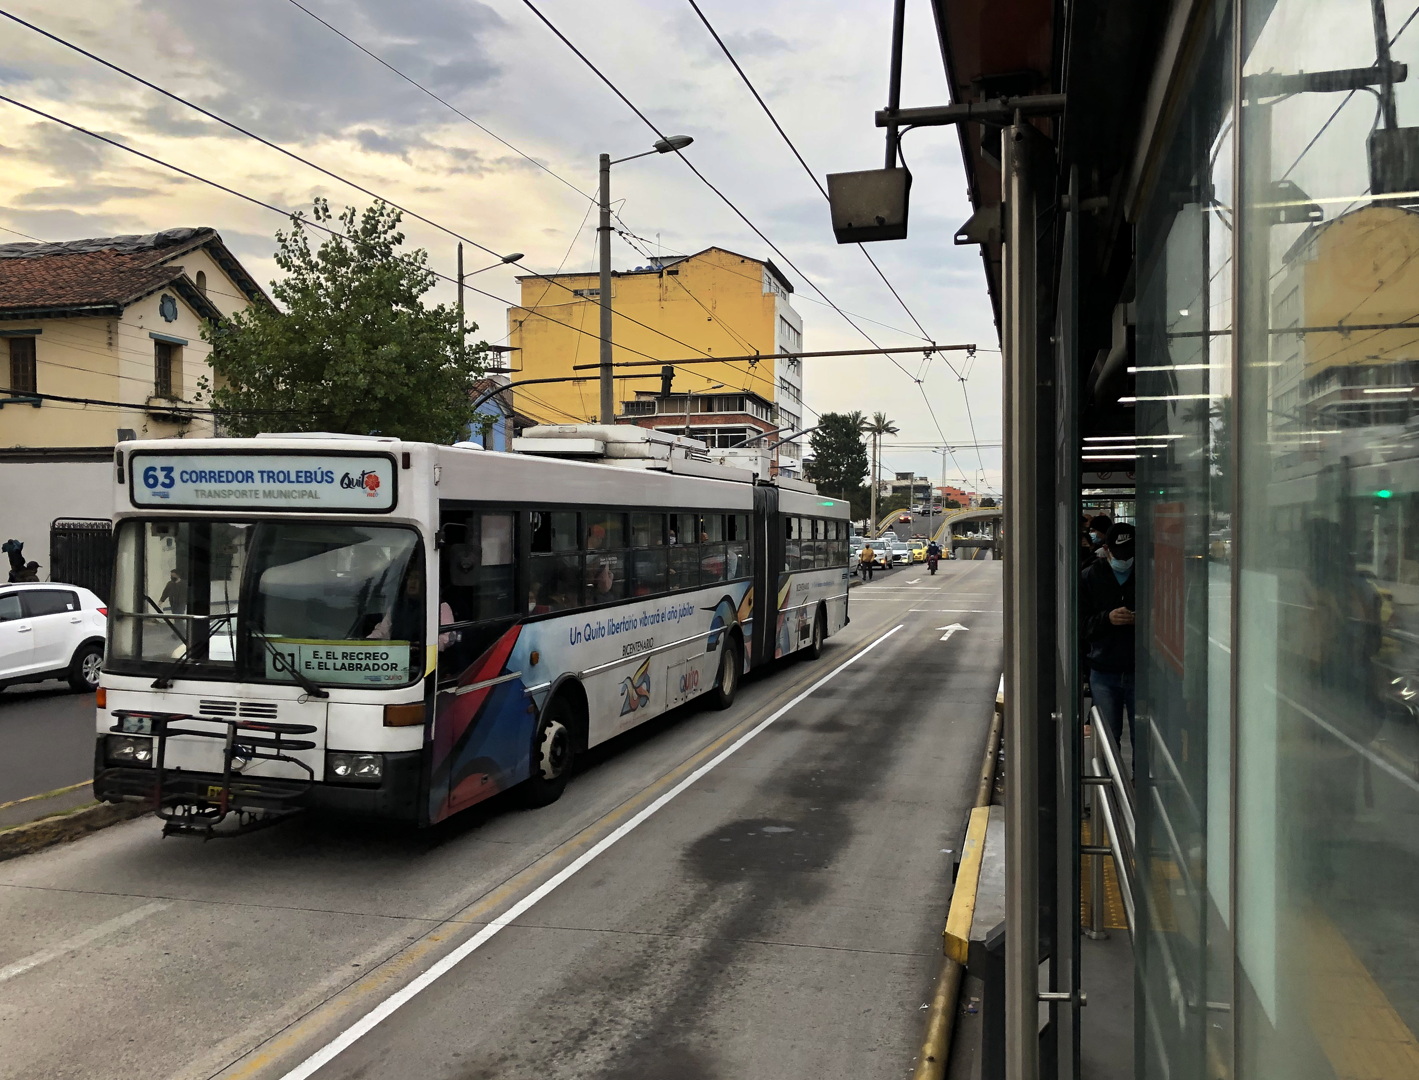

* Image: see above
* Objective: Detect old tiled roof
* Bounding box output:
[0,227,264,316]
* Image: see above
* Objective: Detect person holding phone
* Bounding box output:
[1081,520,1136,763]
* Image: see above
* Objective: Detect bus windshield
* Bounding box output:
[109,519,424,688]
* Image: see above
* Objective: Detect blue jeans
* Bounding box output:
[1090,668,1135,761]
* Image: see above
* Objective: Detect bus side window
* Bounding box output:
[726,514,749,579]
[529,511,582,613]
[669,513,699,590]
[630,514,668,596]
[586,511,626,603]
[445,511,516,623]
[701,513,727,583]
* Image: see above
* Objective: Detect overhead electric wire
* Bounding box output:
[676,0,988,476]
[0,11,730,368]
[1280,5,1419,181]
[514,1,914,370]
[683,0,933,345]
[282,0,593,202]
[0,94,698,372]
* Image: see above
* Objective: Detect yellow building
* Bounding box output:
[0,228,265,449]
[507,246,806,473]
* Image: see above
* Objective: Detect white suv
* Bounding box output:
[0,583,107,692]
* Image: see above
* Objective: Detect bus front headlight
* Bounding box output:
[326,752,383,784]
[106,735,154,766]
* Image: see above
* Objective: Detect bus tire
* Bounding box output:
[709,633,742,711]
[520,696,575,808]
[801,607,826,662]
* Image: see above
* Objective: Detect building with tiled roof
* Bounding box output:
[0,227,266,450]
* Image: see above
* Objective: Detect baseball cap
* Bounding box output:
[1104,521,1134,559]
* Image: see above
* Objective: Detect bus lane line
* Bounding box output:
[0,899,169,985]
[272,621,906,1080]
[214,621,906,1080]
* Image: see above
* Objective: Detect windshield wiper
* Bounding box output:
[150,612,235,689]
[244,608,330,700]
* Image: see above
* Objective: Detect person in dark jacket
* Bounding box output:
[1082,520,1135,758]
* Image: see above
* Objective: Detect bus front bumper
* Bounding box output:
[94,740,426,825]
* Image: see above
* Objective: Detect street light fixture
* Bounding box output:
[457,247,524,360]
[599,135,694,423]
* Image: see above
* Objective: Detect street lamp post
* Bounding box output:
[457,245,523,360]
[598,135,694,423]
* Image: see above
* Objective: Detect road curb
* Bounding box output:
[0,799,149,863]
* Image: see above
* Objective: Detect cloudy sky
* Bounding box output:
[0,0,1001,492]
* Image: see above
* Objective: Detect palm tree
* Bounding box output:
[862,411,899,530]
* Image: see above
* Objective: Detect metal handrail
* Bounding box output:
[1087,705,1137,940]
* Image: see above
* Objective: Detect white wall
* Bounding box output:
[0,459,113,577]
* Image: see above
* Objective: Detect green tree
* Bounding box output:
[806,410,868,500]
[862,411,899,527]
[203,199,484,441]
[944,498,962,510]
[980,496,997,508]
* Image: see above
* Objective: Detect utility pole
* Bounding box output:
[598,152,614,425]
[869,430,879,532]
[456,242,464,361]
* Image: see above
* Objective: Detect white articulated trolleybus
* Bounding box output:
[95,426,851,835]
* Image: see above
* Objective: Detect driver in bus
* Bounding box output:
[368,563,456,650]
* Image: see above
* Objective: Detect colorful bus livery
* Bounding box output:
[95,427,850,835]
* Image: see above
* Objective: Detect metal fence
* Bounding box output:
[49,518,114,602]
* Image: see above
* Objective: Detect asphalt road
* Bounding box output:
[0,680,96,804]
[0,562,1003,1080]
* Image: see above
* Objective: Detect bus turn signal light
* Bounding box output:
[383,703,425,727]
[96,688,106,708]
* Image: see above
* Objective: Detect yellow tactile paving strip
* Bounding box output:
[1301,910,1419,1080]
[1079,821,1129,930]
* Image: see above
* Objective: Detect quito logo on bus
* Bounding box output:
[340,469,382,497]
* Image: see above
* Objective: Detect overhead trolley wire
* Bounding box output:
[514,1,915,370]
[675,0,989,478]
[282,0,593,203]
[0,94,696,376]
[683,0,934,345]
[0,10,734,370]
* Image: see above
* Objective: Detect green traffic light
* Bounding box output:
[1376,489,1394,499]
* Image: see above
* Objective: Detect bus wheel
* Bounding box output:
[801,608,826,662]
[709,634,742,711]
[521,697,574,808]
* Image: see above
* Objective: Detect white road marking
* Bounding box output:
[937,623,970,643]
[276,623,908,1080]
[911,608,994,614]
[0,900,169,985]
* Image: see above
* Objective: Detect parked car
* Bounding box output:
[0,583,107,692]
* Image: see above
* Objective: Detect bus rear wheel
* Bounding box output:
[801,608,826,661]
[521,697,574,808]
[709,634,742,711]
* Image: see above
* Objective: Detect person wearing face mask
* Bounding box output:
[1086,514,1112,558]
[1081,520,1136,762]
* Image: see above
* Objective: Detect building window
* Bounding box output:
[194,270,207,297]
[8,336,36,396]
[778,315,801,354]
[572,288,600,299]
[154,341,182,400]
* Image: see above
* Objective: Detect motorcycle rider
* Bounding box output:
[925,539,942,574]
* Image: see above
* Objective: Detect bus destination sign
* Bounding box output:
[130,452,397,511]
